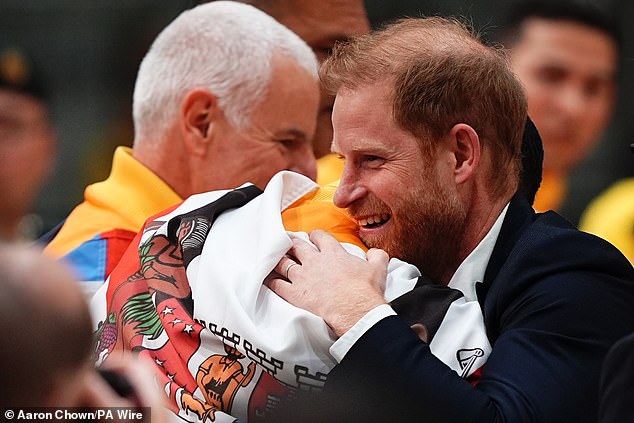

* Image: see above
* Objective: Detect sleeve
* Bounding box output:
[312,270,634,423]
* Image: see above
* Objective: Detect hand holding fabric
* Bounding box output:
[268,229,389,336]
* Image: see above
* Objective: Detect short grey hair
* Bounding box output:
[132,1,318,143]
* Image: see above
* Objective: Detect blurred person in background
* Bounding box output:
[0,46,56,241]
[198,0,371,185]
[579,173,634,263]
[578,141,634,262]
[495,0,620,213]
[43,1,320,294]
[0,243,167,422]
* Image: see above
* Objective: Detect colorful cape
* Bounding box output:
[90,171,491,422]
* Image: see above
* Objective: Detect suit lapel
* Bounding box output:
[476,194,536,305]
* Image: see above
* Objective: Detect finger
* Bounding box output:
[366,248,389,266]
[80,368,131,408]
[308,229,345,252]
[274,256,298,280]
[288,236,319,261]
[265,276,295,301]
[367,248,389,291]
[101,354,168,414]
[119,355,168,411]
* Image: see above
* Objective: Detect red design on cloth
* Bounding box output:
[95,212,290,422]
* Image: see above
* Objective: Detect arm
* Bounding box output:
[267,230,634,423]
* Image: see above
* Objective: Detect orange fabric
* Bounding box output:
[316,153,344,186]
[282,181,365,251]
[533,170,566,213]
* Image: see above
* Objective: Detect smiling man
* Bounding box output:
[266,16,634,423]
[44,1,320,291]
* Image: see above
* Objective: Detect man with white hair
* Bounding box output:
[44,1,320,293]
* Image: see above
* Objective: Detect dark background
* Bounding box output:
[1,0,631,231]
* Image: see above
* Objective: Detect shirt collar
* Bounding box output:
[448,203,509,301]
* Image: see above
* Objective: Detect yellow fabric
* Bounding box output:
[533,170,566,213]
[317,152,344,186]
[579,178,634,263]
[45,147,182,256]
[282,180,365,251]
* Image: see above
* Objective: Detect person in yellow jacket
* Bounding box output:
[580,177,634,263]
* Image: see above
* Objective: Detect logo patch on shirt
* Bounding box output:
[457,348,485,378]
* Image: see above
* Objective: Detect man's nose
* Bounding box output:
[333,166,365,208]
[556,85,588,123]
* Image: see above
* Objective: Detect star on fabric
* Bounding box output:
[161,305,175,316]
[169,318,183,326]
[155,357,165,367]
[183,324,194,334]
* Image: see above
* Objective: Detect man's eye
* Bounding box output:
[537,67,566,85]
[362,155,385,167]
[278,139,295,148]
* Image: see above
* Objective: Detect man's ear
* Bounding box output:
[448,123,480,185]
[181,89,218,156]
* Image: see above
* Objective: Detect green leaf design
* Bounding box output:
[139,238,154,273]
[121,292,164,340]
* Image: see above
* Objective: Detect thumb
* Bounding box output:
[366,248,389,267]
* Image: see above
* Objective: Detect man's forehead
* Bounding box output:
[334,83,393,113]
[279,0,369,44]
[331,84,399,153]
[514,19,619,78]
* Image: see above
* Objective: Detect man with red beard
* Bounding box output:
[266,16,634,423]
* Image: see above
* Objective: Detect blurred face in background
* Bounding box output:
[508,18,618,175]
[269,0,371,158]
[0,90,55,239]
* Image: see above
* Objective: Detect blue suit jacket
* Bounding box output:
[599,331,634,423]
[270,194,634,423]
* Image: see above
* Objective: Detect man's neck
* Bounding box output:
[442,193,513,285]
[132,136,191,199]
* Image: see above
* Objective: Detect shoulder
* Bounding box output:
[483,207,634,338]
[44,198,138,256]
[495,195,632,281]
[48,226,137,283]
[517,209,631,278]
